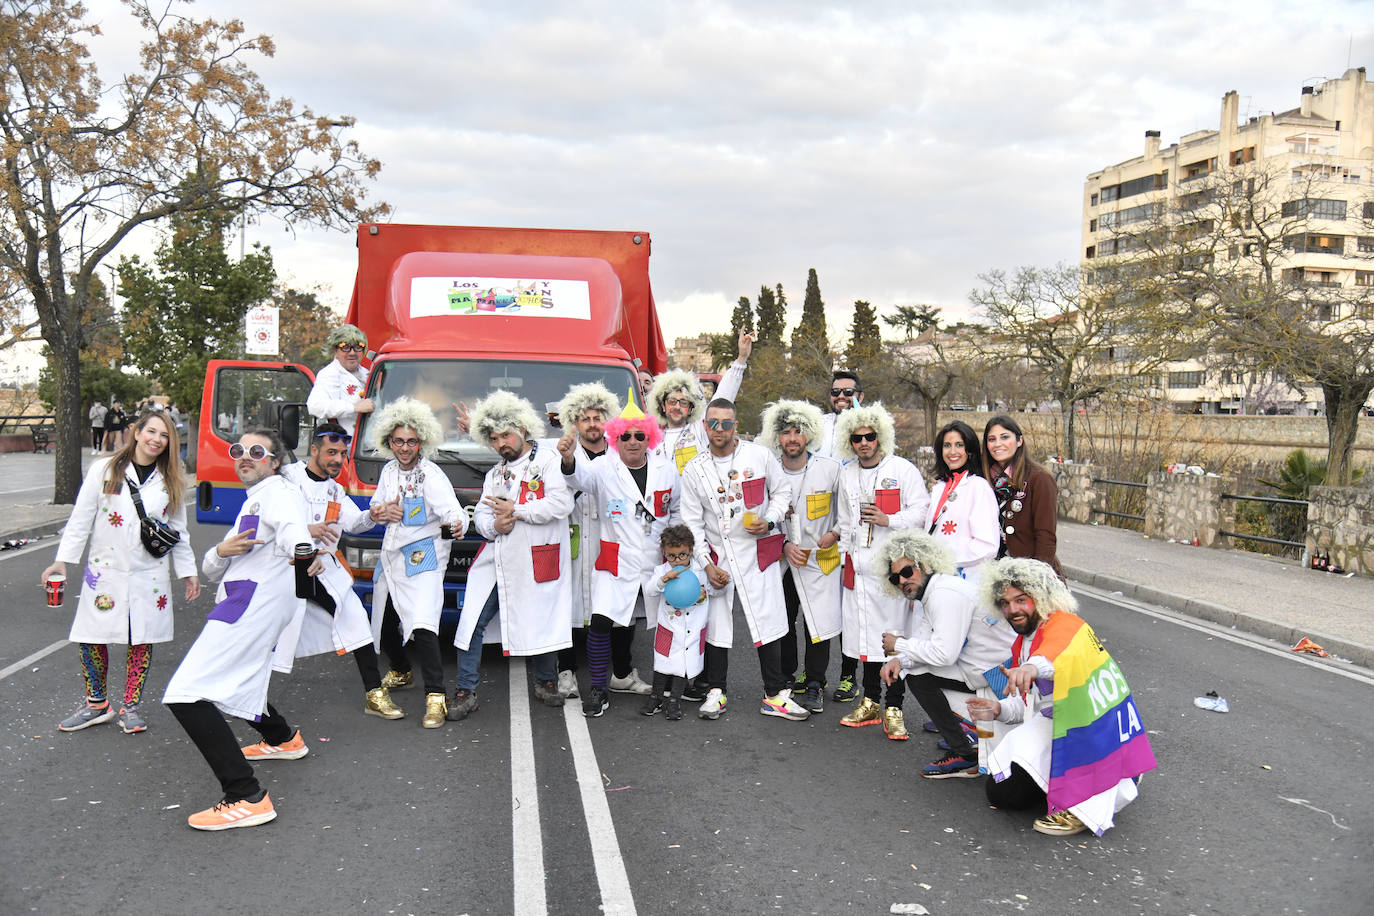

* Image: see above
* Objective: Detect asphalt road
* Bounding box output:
[2,519,1371,916]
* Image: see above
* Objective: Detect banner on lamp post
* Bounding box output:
[245,305,279,356]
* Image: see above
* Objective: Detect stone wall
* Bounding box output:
[1143,471,1235,547]
[1307,486,1374,575]
[1051,463,1097,524]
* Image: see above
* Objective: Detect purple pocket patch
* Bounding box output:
[238,514,260,537]
[207,579,257,624]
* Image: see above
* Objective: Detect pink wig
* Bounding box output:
[604,414,663,453]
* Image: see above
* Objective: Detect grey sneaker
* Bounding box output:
[118,705,147,734]
[534,680,566,707]
[798,683,825,714]
[446,689,478,721]
[608,668,652,695]
[58,699,116,732]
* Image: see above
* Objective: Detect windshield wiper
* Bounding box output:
[433,448,490,476]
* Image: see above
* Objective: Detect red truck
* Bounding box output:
[195,223,668,615]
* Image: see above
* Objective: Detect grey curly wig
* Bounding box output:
[835,402,896,460]
[646,369,704,425]
[757,399,823,452]
[980,557,1077,617]
[558,383,621,431]
[371,397,443,460]
[870,530,956,596]
[470,390,544,443]
[327,323,367,349]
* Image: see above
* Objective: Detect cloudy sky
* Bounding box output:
[91,0,1374,348]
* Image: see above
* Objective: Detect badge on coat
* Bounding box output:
[402,536,438,576]
[605,497,629,519]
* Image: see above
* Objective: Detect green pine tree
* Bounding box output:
[730,296,755,358]
[790,268,831,392]
[844,299,883,371]
[755,283,785,350]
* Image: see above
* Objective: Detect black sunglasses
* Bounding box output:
[704,418,737,431]
[314,431,352,444]
[618,431,647,442]
[887,565,917,586]
[831,387,859,397]
[850,431,878,443]
[334,343,365,353]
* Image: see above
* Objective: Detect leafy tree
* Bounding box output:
[730,295,755,351]
[120,206,277,411]
[754,282,786,351]
[0,0,387,502]
[38,350,150,415]
[277,286,337,368]
[884,311,993,446]
[789,268,831,396]
[705,332,736,372]
[883,303,941,341]
[843,299,883,373]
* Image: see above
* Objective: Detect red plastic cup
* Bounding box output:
[44,574,66,607]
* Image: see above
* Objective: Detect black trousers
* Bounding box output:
[862,659,906,707]
[756,638,786,697]
[382,596,444,693]
[985,763,1044,810]
[905,672,977,757]
[308,580,382,691]
[780,567,831,687]
[168,700,293,803]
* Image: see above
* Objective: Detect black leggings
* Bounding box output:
[381,596,444,693]
[168,700,293,803]
[308,580,382,691]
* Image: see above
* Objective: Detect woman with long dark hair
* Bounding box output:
[925,420,1000,583]
[42,411,200,734]
[981,415,1061,574]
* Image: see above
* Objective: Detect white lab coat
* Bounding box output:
[679,439,793,648]
[455,443,574,656]
[779,453,844,642]
[539,437,606,629]
[893,573,1014,686]
[836,454,929,660]
[644,559,718,678]
[564,449,680,626]
[278,461,376,660]
[162,475,311,721]
[370,457,465,643]
[812,413,842,460]
[55,459,196,645]
[650,361,744,475]
[306,359,370,437]
[924,472,1000,583]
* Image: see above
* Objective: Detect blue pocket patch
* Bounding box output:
[402,536,438,577]
[207,579,257,624]
[402,496,428,527]
[605,497,628,519]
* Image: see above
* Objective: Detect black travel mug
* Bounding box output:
[294,543,317,598]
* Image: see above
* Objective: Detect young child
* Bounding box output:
[643,525,716,720]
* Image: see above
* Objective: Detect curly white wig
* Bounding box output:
[835,402,896,460]
[980,557,1077,617]
[757,399,823,453]
[647,369,704,425]
[327,323,366,348]
[870,530,956,596]
[371,397,443,460]
[558,383,620,431]
[470,389,544,443]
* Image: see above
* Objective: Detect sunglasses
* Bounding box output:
[704,418,737,431]
[619,431,647,442]
[887,565,917,586]
[390,437,421,448]
[831,387,858,397]
[334,343,366,353]
[850,431,878,444]
[314,431,352,444]
[228,443,274,461]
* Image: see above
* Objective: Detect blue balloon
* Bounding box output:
[664,565,702,609]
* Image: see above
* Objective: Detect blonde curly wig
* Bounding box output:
[557,383,620,431]
[834,402,896,460]
[371,397,443,460]
[470,389,544,443]
[757,399,823,453]
[980,557,1077,617]
[870,530,956,596]
[646,369,704,425]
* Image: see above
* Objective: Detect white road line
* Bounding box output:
[563,703,638,916]
[0,639,68,680]
[1076,582,1374,688]
[508,658,548,916]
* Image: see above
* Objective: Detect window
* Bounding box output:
[1085,245,1095,259]
[1356,271,1374,287]
[1282,198,1348,220]
[1284,233,1346,254]
[1099,201,1161,230]
[1169,371,1204,389]
[1230,146,1255,165]
[1090,193,1099,207]
[1089,218,1098,232]
[1097,173,1167,203]
[1358,302,1374,319]
[1364,202,1374,220]
[1360,237,1374,253]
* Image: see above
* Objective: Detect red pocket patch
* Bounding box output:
[756,532,785,571]
[653,488,672,518]
[741,476,766,509]
[518,479,545,505]
[874,487,901,514]
[594,540,620,575]
[531,543,560,583]
[700,629,708,653]
[842,554,855,590]
[654,625,674,658]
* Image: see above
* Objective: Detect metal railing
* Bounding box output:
[1090,477,1147,523]
[1218,493,1308,553]
[0,413,55,434]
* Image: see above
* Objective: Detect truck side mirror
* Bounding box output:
[279,403,301,450]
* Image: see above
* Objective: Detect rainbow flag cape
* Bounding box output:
[1013,611,1157,813]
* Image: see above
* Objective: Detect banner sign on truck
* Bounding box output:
[245,305,280,355]
[409,277,592,321]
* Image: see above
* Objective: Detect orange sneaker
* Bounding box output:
[187,792,276,831]
[240,730,308,760]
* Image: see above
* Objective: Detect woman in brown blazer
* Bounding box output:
[981,415,1061,575]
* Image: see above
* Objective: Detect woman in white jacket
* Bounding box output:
[43,411,200,734]
[925,420,1000,585]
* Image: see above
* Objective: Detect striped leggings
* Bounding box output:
[78,643,152,707]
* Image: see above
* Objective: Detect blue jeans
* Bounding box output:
[455,589,558,691]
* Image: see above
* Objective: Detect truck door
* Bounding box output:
[196,360,315,525]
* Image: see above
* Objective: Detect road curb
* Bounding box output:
[1064,563,1374,670]
[2,519,66,544]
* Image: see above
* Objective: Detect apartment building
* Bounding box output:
[1082,67,1374,414]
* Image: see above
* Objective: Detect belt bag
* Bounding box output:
[127,477,180,559]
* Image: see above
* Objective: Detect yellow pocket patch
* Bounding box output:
[806,491,832,520]
[674,444,698,474]
[815,543,841,575]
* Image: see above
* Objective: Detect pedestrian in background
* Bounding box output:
[88,399,107,454]
[43,411,200,735]
[102,400,128,453]
[981,416,1061,575]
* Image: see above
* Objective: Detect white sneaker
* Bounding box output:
[557,669,579,698]
[698,688,727,720]
[760,692,810,721]
[608,668,652,695]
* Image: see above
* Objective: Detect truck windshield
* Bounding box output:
[355,359,642,462]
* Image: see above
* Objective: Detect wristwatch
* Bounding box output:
[766,520,775,531]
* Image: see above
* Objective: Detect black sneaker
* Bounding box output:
[798,683,824,714]
[681,678,708,702]
[582,686,610,718]
[663,697,683,720]
[639,695,663,717]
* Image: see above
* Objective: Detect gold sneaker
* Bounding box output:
[364,687,405,720]
[381,669,413,690]
[840,696,882,727]
[883,706,909,740]
[1033,811,1087,837]
[422,692,447,729]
